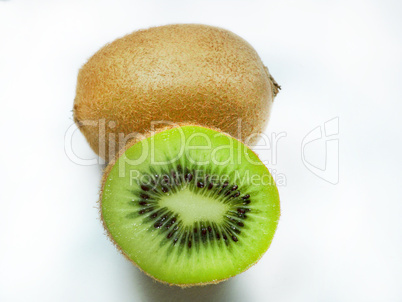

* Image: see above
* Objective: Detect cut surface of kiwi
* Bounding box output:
[100,125,280,286]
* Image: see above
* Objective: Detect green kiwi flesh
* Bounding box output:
[100,125,280,286]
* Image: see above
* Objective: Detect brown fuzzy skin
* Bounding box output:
[74,24,280,161]
[99,124,277,287]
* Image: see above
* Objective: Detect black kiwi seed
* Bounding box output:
[141,184,151,191]
[231,185,238,191]
[237,221,244,227]
[242,194,250,199]
[231,235,238,242]
[243,199,251,205]
[197,181,204,188]
[154,221,163,228]
[208,182,213,190]
[168,226,179,237]
[185,173,193,182]
[140,193,150,199]
[232,191,240,198]
[222,181,229,188]
[139,201,148,206]
[207,226,212,233]
[162,175,170,185]
[224,191,231,196]
[161,186,169,193]
[237,208,246,214]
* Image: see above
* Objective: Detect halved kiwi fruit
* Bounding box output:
[100,125,280,286]
[74,24,280,161]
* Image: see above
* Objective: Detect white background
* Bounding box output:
[1,0,401,301]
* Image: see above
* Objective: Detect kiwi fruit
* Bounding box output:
[100,125,280,286]
[74,24,280,161]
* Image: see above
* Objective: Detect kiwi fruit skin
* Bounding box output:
[100,124,280,287]
[74,24,280,161]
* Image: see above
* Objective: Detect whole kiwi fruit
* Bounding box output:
[74,24,280,161]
